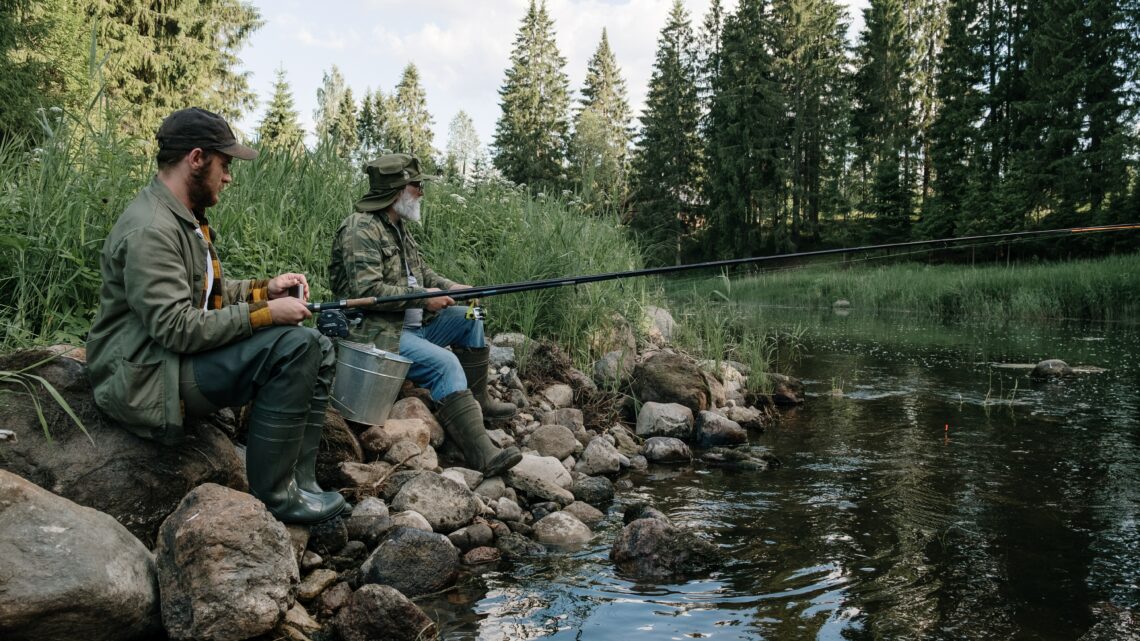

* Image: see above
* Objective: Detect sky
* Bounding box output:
[233,0,868,153]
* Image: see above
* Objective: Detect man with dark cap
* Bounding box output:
[328,153,522,478]
[87,107,347,524]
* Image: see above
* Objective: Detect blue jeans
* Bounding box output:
[399,306,485,401]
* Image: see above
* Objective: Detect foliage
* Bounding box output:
[492,0,570,193]
[390,63,436,168]
[313,65,347,145]
[568,29,632,215]
[444,110,482,185]
[255,66,304,154]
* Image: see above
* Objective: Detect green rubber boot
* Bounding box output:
[295,408,349,516]
[437,390,522,477]
[455,346,517,420]
[247,406,344,524]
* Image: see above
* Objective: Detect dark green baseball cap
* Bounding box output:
[156,107,258,160]
[354,153,436,212]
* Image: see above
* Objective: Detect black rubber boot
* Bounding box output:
[437,390,522,477]
[247,405,344,524]
[295,408,349,516]
[454,346,517,420]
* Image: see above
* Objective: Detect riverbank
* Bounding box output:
[667,252,1140,322]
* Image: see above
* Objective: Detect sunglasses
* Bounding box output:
[408,181,423,190]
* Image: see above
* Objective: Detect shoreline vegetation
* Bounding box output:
[2,117,1137,379]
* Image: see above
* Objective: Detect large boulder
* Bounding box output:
[641,437,692,463]
[390,472,480,534]
[387,397,445,447]
[0,349,246,547]
[575,437,623,476]
[642,306,677,345]
[506,454,575,506]
[635,401,694,440]
[632,351,712,415]
[532,511,593,546]
[524,424,582,460]
[334,584,437,641]
[155,483,298,641]
[694,411,747,447]
[610,511,722,581]
[359,527,460,597]
[1031,359,1073,379]
[0,470,160,641]
[592,349,636,388]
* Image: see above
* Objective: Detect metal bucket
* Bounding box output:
[330,340,413,426]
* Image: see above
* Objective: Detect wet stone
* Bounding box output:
[571,475,615,506]
[308,515,349,557]
[463,546,502,565]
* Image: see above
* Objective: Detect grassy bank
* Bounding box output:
[667,254,1140,322]
[0,115,649,367]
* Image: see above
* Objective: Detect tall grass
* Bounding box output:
[689,255,1140,321]
[0,114,650,369]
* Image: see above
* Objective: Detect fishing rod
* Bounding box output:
[307,223,1139,313]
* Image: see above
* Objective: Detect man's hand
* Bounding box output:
[268,273,310,300]
[267,297,312,325]
[423,287,454,312]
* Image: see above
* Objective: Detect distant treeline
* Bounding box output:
[2,0,1138,267]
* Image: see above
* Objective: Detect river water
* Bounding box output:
[422,308,1139,640]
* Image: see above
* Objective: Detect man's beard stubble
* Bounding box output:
[392,187,422,223]
[188,162,216,212]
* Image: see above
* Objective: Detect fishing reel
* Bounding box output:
[316,308,363,338]
[464,299,485,321]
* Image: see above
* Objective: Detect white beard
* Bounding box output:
[392,188,422,223]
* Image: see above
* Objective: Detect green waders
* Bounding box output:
[454,346,518,420]
[436,389,522,478]
[182,326,347,523]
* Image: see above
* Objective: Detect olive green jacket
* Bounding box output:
[328,211,456,351]
[87,176,271,442]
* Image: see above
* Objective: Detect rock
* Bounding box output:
[628,455,648,471]
[490,345,516,369]
[570,475,615,506]
[575,437,623,476]
[441,466,484,490]
[566,367,597,393]
[315,411,365,491]
[344,497,392,548]
[641,437,691,463]
[632,351,712,414]
[387,397,445,448]
[463,546,501,565]
[284,602,321,635]
[610,518,722,581]
[1032,359,1073,379]
[593,349,636,387]
[300,551,323,573]
[390,510,433,531]
[541,407,586,431]
[694,411,747,447]
[635,402,694,439]
[587,313,638,360]
[297,569,339,602]
[335,584,437,641]
[495,532,547,559]
[623,503,669,524]
[391,472,480,534]
[609,424,642,457]
[337,460,394,491]
[0,470,160,641]
[383,440,438,470]
[371,418,431,452]
[533,511,593,546]
[155,483,298,641]
[359,527,460,597]
[562,501,605,527]
[506,454,575,505]
[538,384,575,409]
[326,540,369,572]
[642,305,677,345]
[724,405,766,430]
[307,515,349,557]
[767,373,804,406]
[494,496,524,522]
[447,522,494,551]
[525,424,582,460]
[314,581,353,618]
[474,476,512,502]
[0,351,246,547]
[379,470,428,502]
[491,332,530,350]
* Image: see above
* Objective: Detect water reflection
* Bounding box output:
[420,311,1138,640]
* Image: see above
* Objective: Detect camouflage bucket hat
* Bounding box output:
[354,153,437,212]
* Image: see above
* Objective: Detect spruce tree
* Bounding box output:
[313,65,346,145]
[569,29,633,214]
[255,66,304,153]
[629,0,703,265]
[327,86,358,160]
[357,89,394,159]
[445,110,481,184]
[492,0,570,192]
[89,0,262,139]
[391,63,435,167]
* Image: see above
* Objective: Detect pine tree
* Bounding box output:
[255,66,304,153]
[327,85,358,160]
[391,63,435,167]
[88,0,262,139]
[697,0,725,111]
[630,0,703,265]
[313,65,346,144]
[445,110,481,184]
[704,0,788,256]
[852,0,915,242]
[357,89,394,159]
[492,0,571,192]
[569,29,633,214]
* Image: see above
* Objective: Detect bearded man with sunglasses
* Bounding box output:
[329,154,521,478]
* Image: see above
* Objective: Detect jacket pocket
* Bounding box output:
[97,358,169,433]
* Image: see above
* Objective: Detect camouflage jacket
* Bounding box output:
[328,211,456,351]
